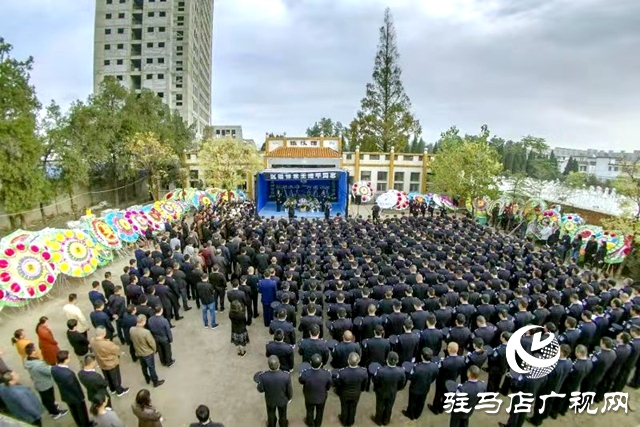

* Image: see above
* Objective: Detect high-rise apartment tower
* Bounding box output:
[93,0,213,136]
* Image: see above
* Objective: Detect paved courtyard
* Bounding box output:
[0,253,638,427]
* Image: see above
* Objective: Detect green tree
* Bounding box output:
[126,131,178,200]
[306,117,344,137]
[407,135,426,153]
[562,156,579,175]
[430,127,502,211]
[564,171,588,189]
[349,8,420,152]
[199,137,263,189]
[0,39,47,227]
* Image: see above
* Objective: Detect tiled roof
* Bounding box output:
[267,147,340,158]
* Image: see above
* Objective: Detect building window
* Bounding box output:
[116,75,123,80]
[104,59,111,66]
[146,58,153,64]
[147,12,154,17]
[158,58,165,64]
[614,166,619,172]
[157,73,164,79]
[345,154,352,160]
[157,92,164,98]
[393,183,404,191]
[158,42,165,47]
[119,0,125,3]
[106,0,112,3]
[176,46,183,51]
[117,28,125,34]
[159,11,166,17]
[377,171,388,182]
[360,171,371,181]
[147,27,154,33]
[403,155,413,161]
[394,172,404,183]
[376,183,387,192]
[147,42,153,48]
[104,44,111,50]
[176,101,183,106]
[158,27,166,32]
[106,13,112,19]
[418,156,423,161]
[118,12,125,18]
[410,172,420,182]
[608,166,612,172]
[369,154,380,160]
[116,59,123,65]
[190,170,199,180]
[117,43,124,49]
[146,74,153,79]
[176,94,183,100]
[409,183,420,192]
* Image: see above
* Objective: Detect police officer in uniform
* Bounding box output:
[331,331,360,369]
[299,324,330,366]
[402,348,439,420]
[528,344,573,426]
[394,319,420,364]
[257,356,293,427]
[487,332,510,392]
[266,329,295,372]
[449,366,487,427]
[552,344,592,418]
[299,354,332,427]
[582,336,617,395]
[460,338,488,383]
[333,352,368,427]
[428,342,465,415]
[371,352,406,426]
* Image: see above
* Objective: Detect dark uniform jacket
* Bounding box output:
[299,368,332,405]
[257,370,293,408]
[372,365,407,398]
[266,341,295,372]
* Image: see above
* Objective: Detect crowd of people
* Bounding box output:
[0,199,639,427]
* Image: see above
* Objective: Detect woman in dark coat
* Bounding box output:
[229,300,249,357]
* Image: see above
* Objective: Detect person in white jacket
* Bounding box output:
[63,293,89,335]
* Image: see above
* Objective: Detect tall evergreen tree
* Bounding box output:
[0,39,47,227]
[563,156,579,175]
[349,8,420,152]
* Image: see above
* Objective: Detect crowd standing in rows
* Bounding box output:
[0,199,638,427]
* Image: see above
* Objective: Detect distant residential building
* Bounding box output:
[210,125,243,140]
[553,147,639,180]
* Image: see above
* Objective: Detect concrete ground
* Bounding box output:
[1,252,639,427]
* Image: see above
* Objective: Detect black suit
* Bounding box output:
[257,370,293,427]
[372,365,407,425]
[431,355,465,413]
[266,341,295,372]
[334,366,368,427]
[78,369,110,406]
[51,365,91,427]
[67,330,90,357]
[299,368,332,427]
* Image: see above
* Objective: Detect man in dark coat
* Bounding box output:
[51,351,91,427]
[333,352,368,427]
[257,356,293,427]
[371,351,407,426]
[299,354,332,427]
[402,348,439,420]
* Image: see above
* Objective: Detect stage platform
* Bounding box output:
[258,202,344,219]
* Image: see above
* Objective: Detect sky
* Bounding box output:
[2,0,640,150]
